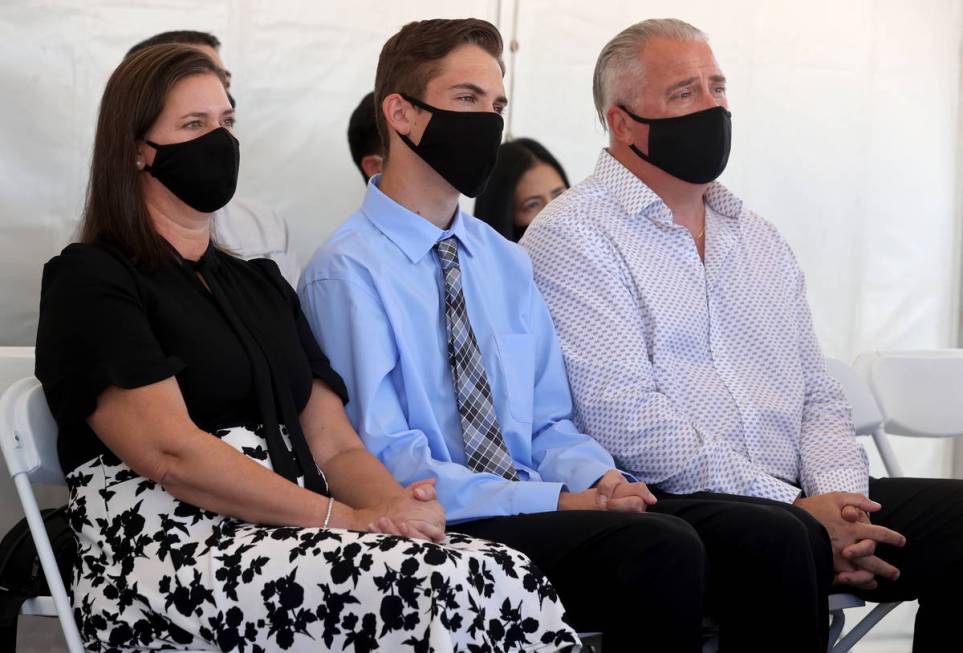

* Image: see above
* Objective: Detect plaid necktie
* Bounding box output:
[435,237,520,481]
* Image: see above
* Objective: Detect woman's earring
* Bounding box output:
[136,158,145,170]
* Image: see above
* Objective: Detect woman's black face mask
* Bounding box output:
[143,127,240,213]
[619,105,732,184]
[397,94,504,198]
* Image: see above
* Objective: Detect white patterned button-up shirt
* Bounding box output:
[521,150,869,503]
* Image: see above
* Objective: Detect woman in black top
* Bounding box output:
[35,44,577,652]
[473,138,569,241]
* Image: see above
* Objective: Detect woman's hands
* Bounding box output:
[352,479,447,542]
[300,382,446,542]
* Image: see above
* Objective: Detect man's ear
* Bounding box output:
[383,93,413,136]
[607,105,648,153]
[361,154,384,179]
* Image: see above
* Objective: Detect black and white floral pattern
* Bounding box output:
[65,425,579,652]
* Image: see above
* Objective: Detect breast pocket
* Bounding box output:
[493,333,535,424]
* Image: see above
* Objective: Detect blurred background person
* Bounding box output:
[474,137,569,241]
[347,91,384,183]
[127,30,300,286]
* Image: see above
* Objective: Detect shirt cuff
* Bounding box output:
[560,459,624,493]
[617,468,639,483]
[512,481,565,515]
[744,474,803,504]
[805,468,870,498]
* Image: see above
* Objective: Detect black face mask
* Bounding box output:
[619,105,731,184]
[397,94,503,197]
[144,127,240,213]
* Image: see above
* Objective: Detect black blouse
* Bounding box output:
[35,241,347,493]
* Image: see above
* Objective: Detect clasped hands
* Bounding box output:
[354,479,447,543]
[558,469,657,512]
[794,492,907,591]
[354,469,656,543]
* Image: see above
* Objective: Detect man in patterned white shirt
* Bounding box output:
[524,18,963,652]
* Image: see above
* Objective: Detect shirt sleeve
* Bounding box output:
[788,253,870,497]
[35,244,185,429]
[524,219,802,504]
[526,280,629,491]
[298,273,564,522]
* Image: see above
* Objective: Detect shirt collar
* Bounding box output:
[361,174,474,263]
[703,182,745,220]
[593,149,745,223]
[177,239,220,272]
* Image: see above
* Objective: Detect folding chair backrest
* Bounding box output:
[825,357,883,436]
[0,377,63,485]
[855,350,963,438]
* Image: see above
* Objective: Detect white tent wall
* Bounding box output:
[1,0,961,648]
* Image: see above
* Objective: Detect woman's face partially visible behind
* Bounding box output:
[512,162,567,228]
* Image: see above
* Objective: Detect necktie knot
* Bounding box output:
[435,237,460,271]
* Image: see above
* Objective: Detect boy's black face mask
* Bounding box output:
[143,127,240,213]
[397,94,504,197]
[619,105,732,184]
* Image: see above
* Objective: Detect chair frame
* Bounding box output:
[0,377,85,653]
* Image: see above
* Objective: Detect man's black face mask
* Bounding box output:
[396,94,504,198]
[619,105,732,184]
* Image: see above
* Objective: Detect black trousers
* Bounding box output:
[859,476,963,653]
[451,510,707,652]
[650,491,834,653]
[659,477,963,653]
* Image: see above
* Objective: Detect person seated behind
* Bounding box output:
[523,18,963,653]
[347,91,384,183]
[473,137,569,241]
[299,18,708,653]
[127,30,300,286]
[35,44,579,653]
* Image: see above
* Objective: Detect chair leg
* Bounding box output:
[11,474,85,653]
[827,609,846,651]
[872,427,904,478]
[829,602,901,653]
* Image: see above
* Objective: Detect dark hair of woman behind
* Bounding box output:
[80,44,225,266]
[473,138,569,241]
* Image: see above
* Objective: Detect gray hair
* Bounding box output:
[592,18,707,129]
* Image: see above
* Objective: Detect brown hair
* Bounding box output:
[374,18,504,155]
[80,44,226,266]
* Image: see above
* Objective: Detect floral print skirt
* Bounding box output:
[64,425,580,652]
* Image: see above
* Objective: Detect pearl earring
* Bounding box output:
[136,159,144,170]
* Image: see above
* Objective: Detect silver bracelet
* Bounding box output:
[322,497,334,529]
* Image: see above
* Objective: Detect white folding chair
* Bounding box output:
[854,349,963,477]
[0,376,84,653]
[823,358,901,652]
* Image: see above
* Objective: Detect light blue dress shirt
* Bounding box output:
[298,177,618,523]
